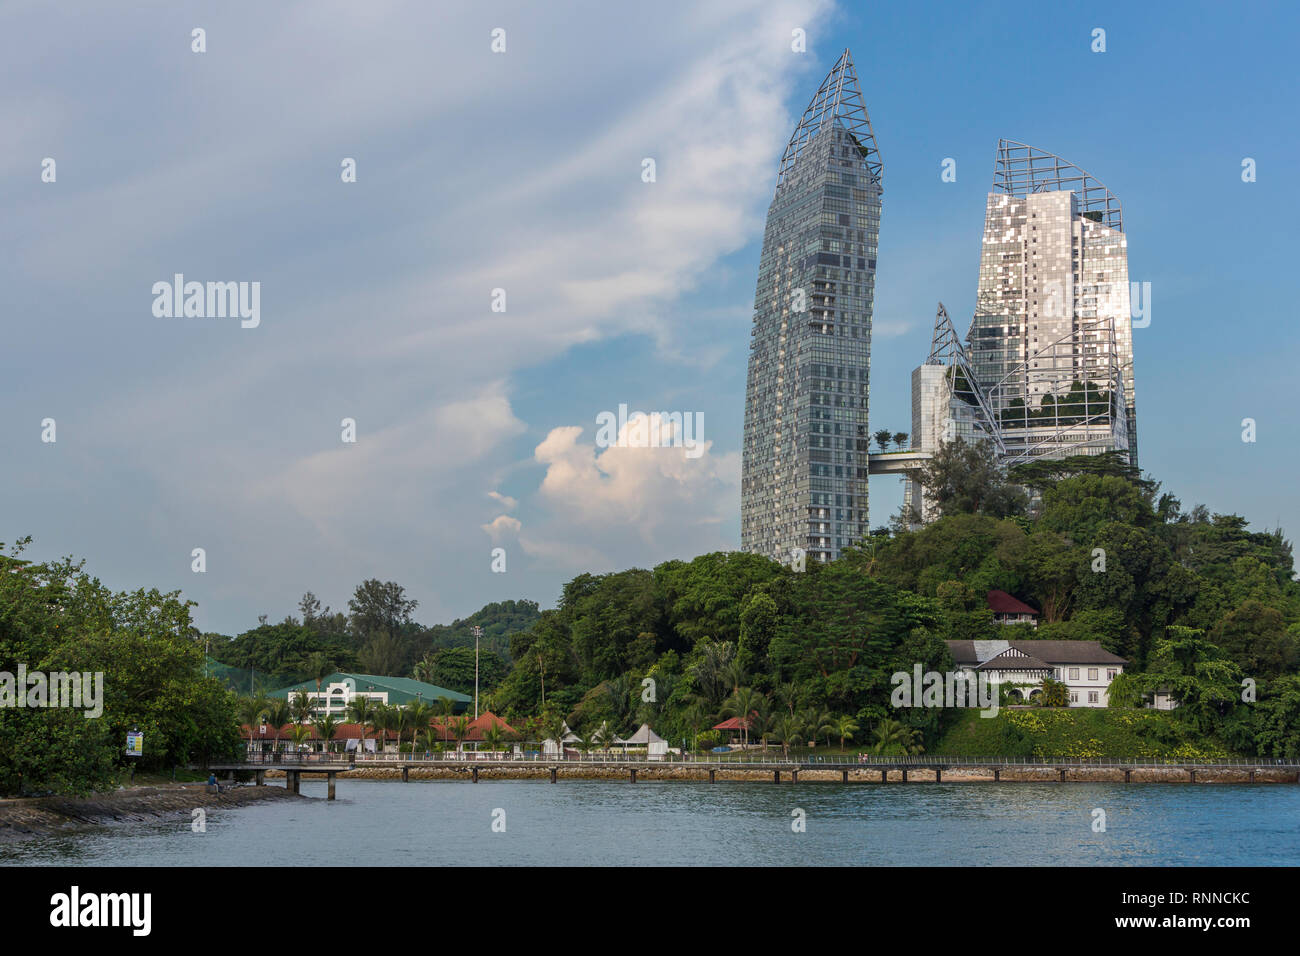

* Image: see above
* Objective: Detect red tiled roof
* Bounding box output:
[713,717,750,731]
[427,711,517,741]
[987,589,1039,616]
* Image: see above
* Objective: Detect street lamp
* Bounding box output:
[471,626,483,719]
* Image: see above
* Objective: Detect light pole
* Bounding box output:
[471,626,482,719]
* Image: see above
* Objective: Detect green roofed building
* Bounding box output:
[268,672,471,716]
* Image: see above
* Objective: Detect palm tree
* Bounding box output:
[422,725,442,753]
[346,695,377,751]
[750,696,774,752]
[372,704,398,754]
[306,651,331,695]
[721,660,747,698]
[289,690,314,725]
[776,682,799,717]
[290,723,311,752]
[449,715,471,753]
[542,712,568,756]
[576,730,598,756]
[481,723,505,756]
[871,718,924,756]
[834,715,860,752]
[595,721,621,755]
[688,641,736,707]
[405,701,433,753]
[315,713,339,755]
[267,699,292,753]
[802,706,835,748]
[601,676,634,727]
[770,715,804,758]
[238,696,271,751]
[681,696,709,752]
[434,696,457,744]
[412,653,438,685]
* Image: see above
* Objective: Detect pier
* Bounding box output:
[205,754,1300,798]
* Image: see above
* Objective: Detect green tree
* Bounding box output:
[1036,678,1070,708]
[770,714,804,758]
[871,718,924,756]
[834,714,860,750]
[917,438,1027,519]
[315,713,339,754]
[346,696,377,748]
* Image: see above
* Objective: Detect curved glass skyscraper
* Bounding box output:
[741,50,882,564]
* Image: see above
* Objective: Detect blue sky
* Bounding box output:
[3,0,1297,635]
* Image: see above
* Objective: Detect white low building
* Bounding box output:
[946,640,1127,707]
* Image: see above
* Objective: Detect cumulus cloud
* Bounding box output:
[482,514,522,542]
[517,417,739,569]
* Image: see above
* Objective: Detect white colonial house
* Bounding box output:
[945,640,1127,708]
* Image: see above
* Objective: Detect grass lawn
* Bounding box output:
[931,707,1237,760]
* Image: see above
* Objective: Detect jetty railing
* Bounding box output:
[233,751,1299,769]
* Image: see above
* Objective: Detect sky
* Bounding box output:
[3,0,1297,636]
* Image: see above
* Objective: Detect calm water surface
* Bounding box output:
[5,780,1299,866]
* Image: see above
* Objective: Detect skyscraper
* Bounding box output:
[905,142,1140,526]
[967,141,1137,466]
[741,50,882,564]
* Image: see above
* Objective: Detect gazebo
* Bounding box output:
[712,716,750,746]
[620,723,668,758]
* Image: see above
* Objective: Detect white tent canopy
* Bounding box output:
[542,721,581,755]
[621,724,668,756]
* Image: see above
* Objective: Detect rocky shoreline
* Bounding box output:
[0,784,305,844]
[264,766,1298,784]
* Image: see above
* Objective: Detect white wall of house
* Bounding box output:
[1054,664,1123,708]
[956,662,1123,708]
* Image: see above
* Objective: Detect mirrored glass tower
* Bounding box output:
[741,49,882,564]
[968,141,1137,466]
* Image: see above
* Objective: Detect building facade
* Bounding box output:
[904,142,1140,524]
[268,672,471,716]
[967,140,1137,467]
[946,639,1127,707]
[742,49,882,564]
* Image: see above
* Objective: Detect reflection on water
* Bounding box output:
[4,781,1298,867]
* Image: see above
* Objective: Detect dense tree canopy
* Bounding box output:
[0,540,241,796]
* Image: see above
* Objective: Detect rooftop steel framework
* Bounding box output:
[925,302,1005,456]
[993,139,1123,231]
[777,48,882,190]
[985,315,1130,465]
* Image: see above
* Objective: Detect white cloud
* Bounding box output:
[519,419,739,570]
[481,514,522,543]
